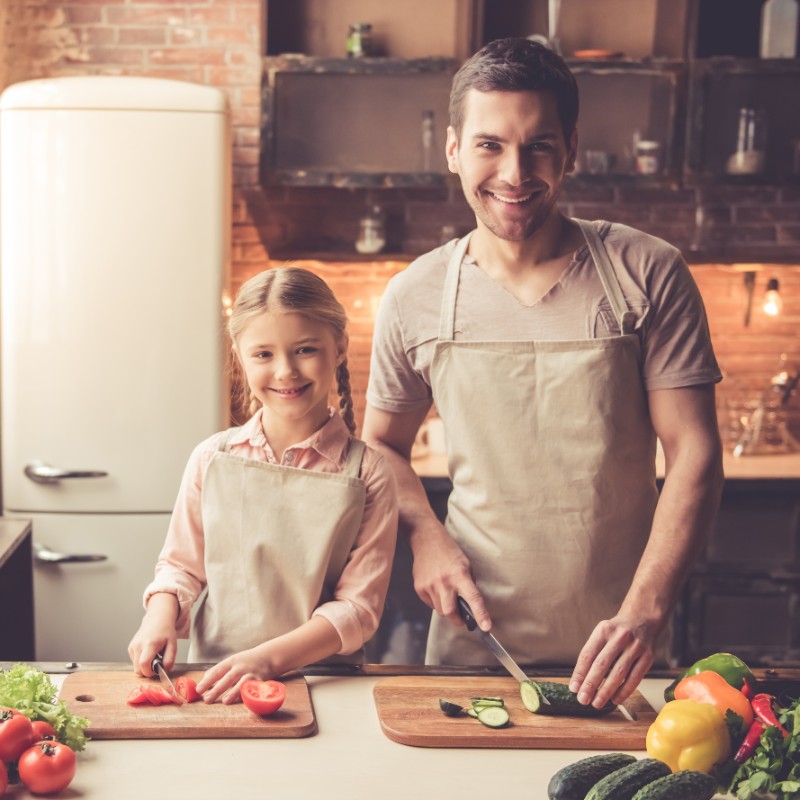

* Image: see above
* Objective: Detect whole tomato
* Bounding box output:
[0,707,34,761]
[18,740,77,795]
[0,760,7,795]
[30,720,58,742]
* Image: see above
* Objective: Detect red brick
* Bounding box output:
[170,26,201,45]
[207,26,253,45]
[208,65,260,85]
[616,187,696,205]
[233,146,259,166]
[119,28,168,46]
[85,46,146,64]
[63,7,103,24]
[106,7,184,24]
[148,47,227,65]
[232,5,262,24]
[187,7,232,25]
[233,164,260,186]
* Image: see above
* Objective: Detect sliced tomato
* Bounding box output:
[127,686,149,706]
[240,679,286,716]
[143,684,174,706]
[175,676,201,703]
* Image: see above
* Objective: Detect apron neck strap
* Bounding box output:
[575,219,635,334]
[438,233,472,341]
[341,438,366,478]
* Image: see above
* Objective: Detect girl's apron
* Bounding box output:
[426,219,660,665]
[189,435,367,662]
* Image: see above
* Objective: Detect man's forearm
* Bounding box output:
[620,442,724,626]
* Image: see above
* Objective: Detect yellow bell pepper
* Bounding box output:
[646,699,731,774]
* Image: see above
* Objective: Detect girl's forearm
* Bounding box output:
[256,616,343,676]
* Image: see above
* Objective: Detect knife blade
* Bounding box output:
[455,596,637,720]
[151,651,185,705]
[456,596,549,704]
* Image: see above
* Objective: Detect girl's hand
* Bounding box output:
[128,593,180,677]
[196,647,276,704]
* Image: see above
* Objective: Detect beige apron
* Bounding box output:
[426,219,660,665]
[189,433,367,662]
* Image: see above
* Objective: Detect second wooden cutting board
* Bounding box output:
[60,670,316,739]
[373,676,655,749]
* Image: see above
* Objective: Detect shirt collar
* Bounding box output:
[229,408,351,466]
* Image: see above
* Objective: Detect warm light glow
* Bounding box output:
[763,278,783,317]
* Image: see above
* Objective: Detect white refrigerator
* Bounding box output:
[0,76,230,661]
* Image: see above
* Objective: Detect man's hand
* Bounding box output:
[568,615,658,707]
[410,521,492,632]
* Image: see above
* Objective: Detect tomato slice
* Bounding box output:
[143,684,174,706]
[240,679,286,716]
[126,687,149,706]
[175,676,201,703]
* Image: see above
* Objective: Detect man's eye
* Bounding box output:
[531,142,555,153]
[478,141,500,151]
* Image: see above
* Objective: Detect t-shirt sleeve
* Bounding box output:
[642,255,722,391]
[366,280,433,413]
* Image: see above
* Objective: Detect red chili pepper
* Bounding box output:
[734,718,766,764]
[751,693,790,737]
[741,682,755,701]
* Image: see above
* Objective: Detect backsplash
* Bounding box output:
[4,0,799,446]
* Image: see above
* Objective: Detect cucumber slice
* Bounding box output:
[476,705,510,728]
[520,680,543,712]
[471,698,505,709]
[471,696,504,704]
[466,708,479,718]
[438,699,464,717]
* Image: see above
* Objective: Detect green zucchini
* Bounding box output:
[630,770,717,800]
[584,758,671,800]
[520,680,615,717]
[547,753,638,800]
[438,699,464,717]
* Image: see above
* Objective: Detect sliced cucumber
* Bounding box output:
[438,699,464,717]
[471,698,505,709]
[476,705,510,728]
[471,696,504,704]
[520,680,543,712]
[466,708,479,718]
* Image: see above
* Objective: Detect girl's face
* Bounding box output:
[235,310,346,442]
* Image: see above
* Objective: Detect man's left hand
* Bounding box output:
[568,616,659,707]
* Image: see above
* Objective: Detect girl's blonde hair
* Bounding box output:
[228,267,356,434]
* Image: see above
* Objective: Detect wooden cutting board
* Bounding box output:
[374,676,655,749]
[60,670,316,739]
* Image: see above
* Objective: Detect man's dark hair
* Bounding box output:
[449,37,579,142]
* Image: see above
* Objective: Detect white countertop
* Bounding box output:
[412,449,800,480]
[52,673,674,800]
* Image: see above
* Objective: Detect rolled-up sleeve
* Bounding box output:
[312,447,398,654]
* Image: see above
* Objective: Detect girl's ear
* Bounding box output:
[231,343,243,367]
[336,332,349,366]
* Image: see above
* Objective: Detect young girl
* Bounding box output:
[128,267,398,703]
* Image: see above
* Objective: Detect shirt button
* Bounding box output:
[284,451,294,464]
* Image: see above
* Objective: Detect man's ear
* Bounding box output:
[566,128,578,174]
[446,126,459,174]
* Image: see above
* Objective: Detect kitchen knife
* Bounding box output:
[456,596,549,704]
[456,596,637,720]
[151,651,185,705]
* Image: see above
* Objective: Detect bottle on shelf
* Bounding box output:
[355,205,386,254]
[421,110,435,173]
[726,107,767,176]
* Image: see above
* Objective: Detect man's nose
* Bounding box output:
[497,149,528,186]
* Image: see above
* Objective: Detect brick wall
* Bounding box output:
[3,1,799,444]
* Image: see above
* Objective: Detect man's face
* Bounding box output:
[446,89,577,242]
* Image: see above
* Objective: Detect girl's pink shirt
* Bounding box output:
[143,409,398,655]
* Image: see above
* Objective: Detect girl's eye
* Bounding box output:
[296,346,318,355]
[254,350,272,359]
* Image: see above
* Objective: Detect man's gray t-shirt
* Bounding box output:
[367,220,722,413]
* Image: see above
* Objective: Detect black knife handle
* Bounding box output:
[457,596,477,631]
[151,650,164,674]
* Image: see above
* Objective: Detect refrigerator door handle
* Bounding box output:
[24,461,108,485]
[34,542,108,564]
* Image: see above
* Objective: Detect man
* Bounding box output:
[362,38,723,710]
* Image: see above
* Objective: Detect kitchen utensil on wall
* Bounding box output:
[726,107,767,175]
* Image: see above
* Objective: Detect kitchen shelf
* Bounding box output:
[261,56,458,188]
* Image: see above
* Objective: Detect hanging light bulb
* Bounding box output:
[763,277,783,316]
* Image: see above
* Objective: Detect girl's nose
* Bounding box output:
[275,356,298,379]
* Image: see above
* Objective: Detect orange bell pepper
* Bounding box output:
[674,669,753,733]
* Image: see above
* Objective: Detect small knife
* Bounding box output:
[456,596,549,704]
[151,651,185,705]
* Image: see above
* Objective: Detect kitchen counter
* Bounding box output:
[0,517,34,660]
[39,667,672,800]
[412,449,800,481]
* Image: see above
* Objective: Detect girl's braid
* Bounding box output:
[336,359,356,435]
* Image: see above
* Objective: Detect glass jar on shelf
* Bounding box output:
[355,205,386,254]
[346,23,373,58]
